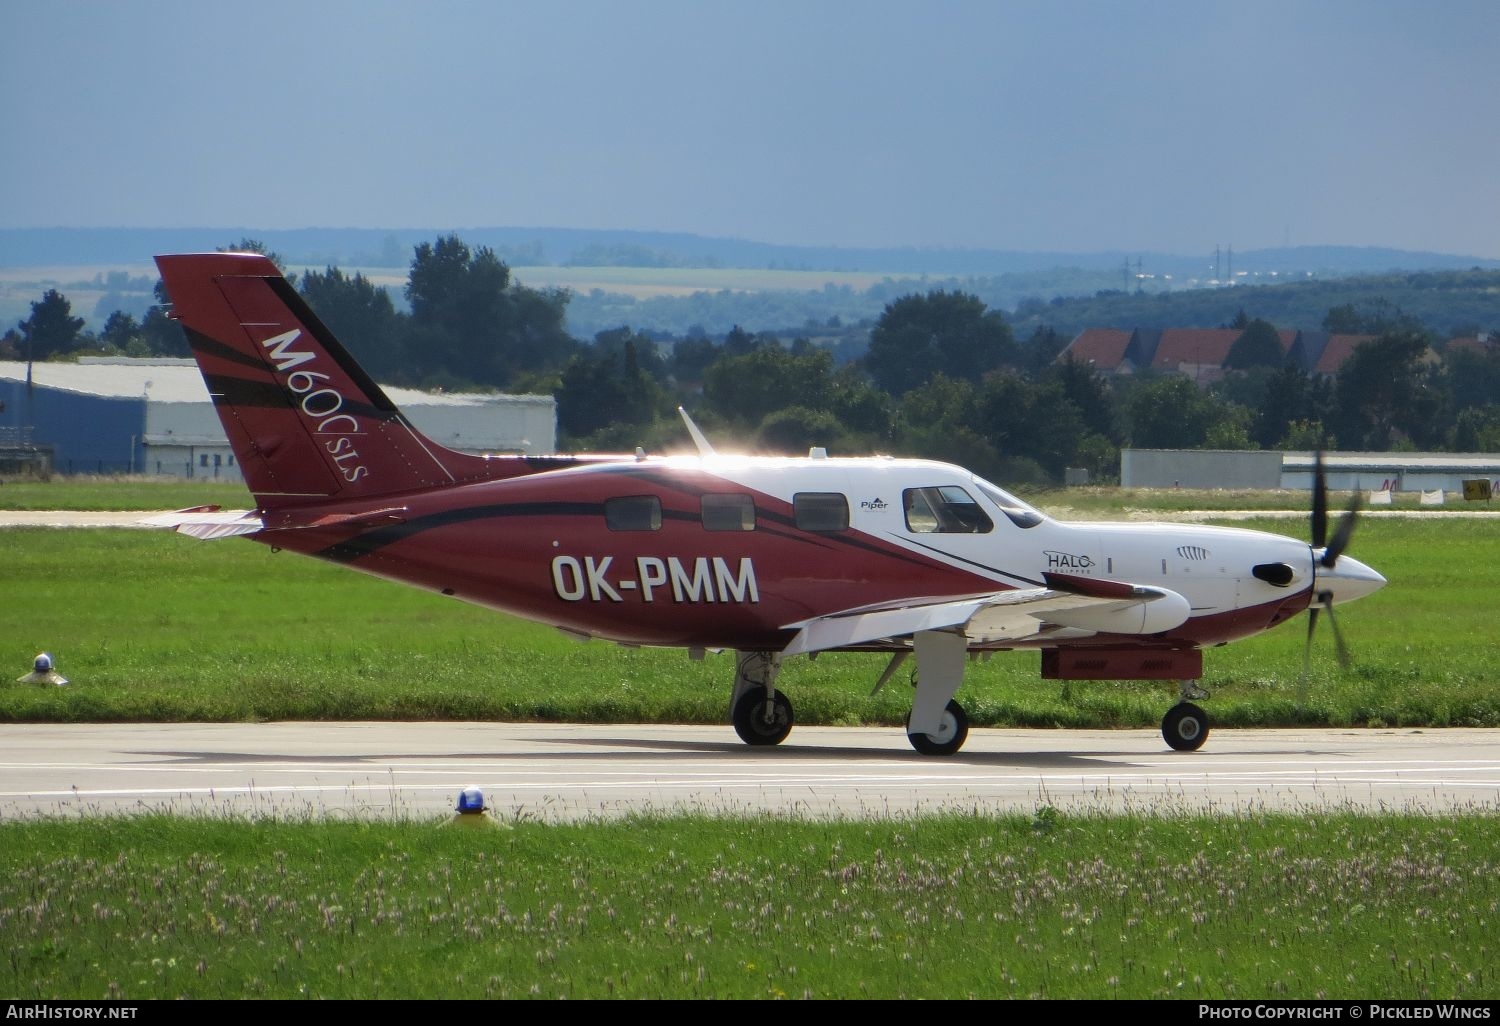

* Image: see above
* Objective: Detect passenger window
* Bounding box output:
[701,493,755,531]
[793,492,849,532]
[903,486,993,534]
[604,495,662,531]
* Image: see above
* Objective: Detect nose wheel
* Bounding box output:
[1162,702,1209,752]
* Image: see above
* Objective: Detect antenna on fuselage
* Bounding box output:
[678,406,718,458]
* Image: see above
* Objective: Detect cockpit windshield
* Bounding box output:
[972,476,1047,529]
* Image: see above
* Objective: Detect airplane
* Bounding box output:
[146,251,1387,756]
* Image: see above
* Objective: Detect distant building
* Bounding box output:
[0,357,556,480]
[1444,332,1497,357]
[1121,449,1500,494]
[1059,326,1381,382]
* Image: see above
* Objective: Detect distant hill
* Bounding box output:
[2,226,1496,279]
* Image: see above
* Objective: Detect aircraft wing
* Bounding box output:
[780,572,1191,656]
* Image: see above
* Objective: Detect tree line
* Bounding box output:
[5,235,1498,485]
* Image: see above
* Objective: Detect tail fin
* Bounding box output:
[155,252,544,510]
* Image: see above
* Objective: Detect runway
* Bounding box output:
[2,722,1497,823]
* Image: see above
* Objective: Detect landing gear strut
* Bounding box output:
[1162,680,1210,752]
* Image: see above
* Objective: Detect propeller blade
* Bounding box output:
[1311,450,1328,550]
[1297,603,1318,708]
[1323,598,1352,669]
[1321,492,1363,568]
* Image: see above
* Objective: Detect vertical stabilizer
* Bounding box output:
[157,252,493,509]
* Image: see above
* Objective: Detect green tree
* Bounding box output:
[1223,318,1284,370]
[1249,366,1331,449]
[1123,376,1228,449]
[756,406,845,454]
[1022,325,1069,376]
[1278,418,1334,450]
[892,374,1004,479]
[1450,406,1500,451]
[1043,354,1119,442]
[1322,303,1364,334]
[98,311,141,352]
[976,372,1088,480]
[702,345,832,427]
[1440,346,1500,416]
[865,290,1017,396]
[670,337,718,385]
[299,267,407,381]
[826,364,893,444]
[19,289,87,360]
[555,340,663,443]
[139,304,188,357]
[1330,330,1439,449]
[406,234,578,388]
[219,238,296,286]
[592,327,668,383]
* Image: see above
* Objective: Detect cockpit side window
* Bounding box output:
[902,486,994,534]
[973,478,1045,529]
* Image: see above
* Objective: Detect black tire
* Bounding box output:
[907,699,969,756]
[732,689,793,746]
[1162,702,1210,752]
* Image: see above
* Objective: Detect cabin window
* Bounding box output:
[793,492,849,532]
[701,493,756,531]
[903,486,994,534]
[604,495,662,531]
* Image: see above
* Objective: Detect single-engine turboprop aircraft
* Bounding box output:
[148,252,1387,755]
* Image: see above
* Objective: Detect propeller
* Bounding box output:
[1298,450,1361,707]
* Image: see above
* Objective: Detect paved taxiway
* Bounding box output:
[2,722,1497,823]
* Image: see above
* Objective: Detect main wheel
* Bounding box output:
[732,689,793,746]
[1162,702,1209,752]
[907,699,969,756]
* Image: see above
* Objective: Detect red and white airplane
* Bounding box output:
[149,252,1387,756]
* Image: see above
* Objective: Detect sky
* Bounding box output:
[3,0,1499,259]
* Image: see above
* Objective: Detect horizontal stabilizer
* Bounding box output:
[140,508,265,540]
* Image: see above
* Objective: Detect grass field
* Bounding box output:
[3,811,1496,999]
[4,478,1497,1000]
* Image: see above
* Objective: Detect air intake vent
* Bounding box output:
[1176,545,1210,560]
[1252,562,1296,587]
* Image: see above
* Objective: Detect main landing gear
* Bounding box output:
[1162,680,1210,752]
[728,644,974,756]
[907,699,969,757]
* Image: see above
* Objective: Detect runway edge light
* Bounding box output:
[17,652,68,686]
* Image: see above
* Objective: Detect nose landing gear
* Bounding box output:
[1162,680,1210,752]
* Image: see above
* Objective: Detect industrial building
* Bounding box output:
[1122,449,1500,497]
[0,358,556,481]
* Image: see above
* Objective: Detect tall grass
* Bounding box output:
[1,811,1494,999]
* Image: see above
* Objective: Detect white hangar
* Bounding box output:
[0,357,557,482]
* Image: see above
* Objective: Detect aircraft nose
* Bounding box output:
[1316,555,1386,605]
